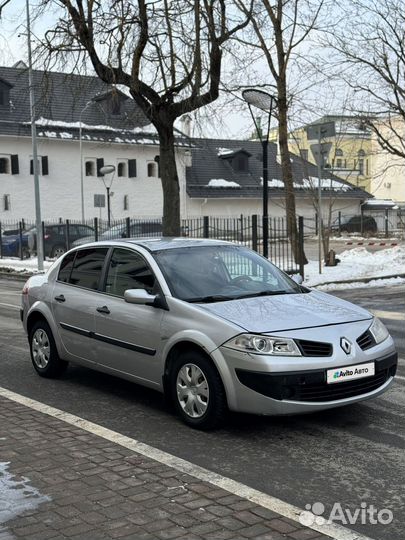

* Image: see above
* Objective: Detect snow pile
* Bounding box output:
[0,258,53,274]
[207,179,241,188]
[316,276,405,291]
[305,246,405,288]
[217,148,234,157]
[28,117,158,135]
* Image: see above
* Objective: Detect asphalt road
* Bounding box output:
[0,278,404,540]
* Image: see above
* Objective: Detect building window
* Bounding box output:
[30,156,49,176]
[147,162,157,177]
[94,194,105,208]
[117,162,127,177]
[335,148,343,156]
[85,161,96,176]
[3,194,10,211]
[358,150,366,175]
[0,157,9,174]
[123,195,129,210]
[336,158,342,169]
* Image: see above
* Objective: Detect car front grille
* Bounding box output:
[357,329,376,351]
[296,339,332,357]
[235,352,397,403]
[297,369,392,402]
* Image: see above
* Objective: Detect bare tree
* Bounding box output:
[235,0,329,264]
[37,0,252,235]
[330,0,405,160]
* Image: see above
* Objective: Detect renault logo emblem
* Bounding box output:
[340,337,352,355]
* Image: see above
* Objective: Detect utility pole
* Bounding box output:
[26,0,44,270]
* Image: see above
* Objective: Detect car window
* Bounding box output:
[69,248,108,290]
[57,251,76,283]
[75,225,93,236]
[105,248,156,297]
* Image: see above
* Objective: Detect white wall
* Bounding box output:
[0,135,188,222]
[184,196,361,221]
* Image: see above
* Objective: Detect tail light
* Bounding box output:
[44,234,51,240]
[22,280,30,295]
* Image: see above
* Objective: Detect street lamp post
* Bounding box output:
[242,89,276,259]
[79,101,93,222]
[99,165,116,227]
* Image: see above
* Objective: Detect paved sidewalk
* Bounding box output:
[0,395,330,540]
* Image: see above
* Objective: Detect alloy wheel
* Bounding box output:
[32,329,50,369]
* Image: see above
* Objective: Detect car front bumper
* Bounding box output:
[214,320,397,415]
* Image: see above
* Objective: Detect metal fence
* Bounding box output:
[304,208,404,238]
[0,215,305,275]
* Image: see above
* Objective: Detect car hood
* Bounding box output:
[196,290,372,333]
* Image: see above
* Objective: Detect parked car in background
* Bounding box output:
[331,215,378,234]
[1,228,32,258]
[72,220,163,247]
[28,224,95,258]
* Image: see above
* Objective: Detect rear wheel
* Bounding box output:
[170,350,227,430]
[29,321,68,378]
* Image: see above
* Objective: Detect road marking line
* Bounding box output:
[369,309,405,321]
[0,386,375,540]
[0,302,19,310]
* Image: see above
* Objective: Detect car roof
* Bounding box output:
[119,237,234,252]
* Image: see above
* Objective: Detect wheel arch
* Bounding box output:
[162,337,232,407]
[26,305,64,358]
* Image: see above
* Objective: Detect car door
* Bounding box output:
[94,246,165,385]
[51,247,109,364]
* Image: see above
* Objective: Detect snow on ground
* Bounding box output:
[305,246,405,288]
[316,276,405,291]
[0,258,53,274]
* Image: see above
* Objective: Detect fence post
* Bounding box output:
[338,211,341,235]
[360,206,364,236]
[252,215,258,253]
[385,209,389,238]
[315,213,318,236]
[0,221,2,259]
[125,216,131,238]
[19,221,23,260]
[94,217,99,242]
[239,214,244,242]
[298,216,305,280]
[66,219,71,251]
[41,221,46,260]
[203,216,209,238]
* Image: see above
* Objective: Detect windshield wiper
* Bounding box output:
[187,295,237,303]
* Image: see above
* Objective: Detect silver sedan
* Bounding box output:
[21,238,397,429]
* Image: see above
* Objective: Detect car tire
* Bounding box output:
[169,350,227,430]
[51,245,66,258]
[29,321,68,378]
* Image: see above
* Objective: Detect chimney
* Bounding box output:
[180,114,192,137]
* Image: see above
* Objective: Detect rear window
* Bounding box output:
[68,248,108,290]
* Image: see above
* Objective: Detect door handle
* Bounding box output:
[96,305,110,314]
[54,294,65,303]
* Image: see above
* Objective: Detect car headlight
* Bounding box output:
[223,334,302,356]
[369,317,389,344]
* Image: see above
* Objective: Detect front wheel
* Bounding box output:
[170,351,227,430]
[29,321,68,378]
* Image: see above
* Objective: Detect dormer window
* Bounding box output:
[0,79,13,109]
[94,88,128,117]
[218,148,251,173]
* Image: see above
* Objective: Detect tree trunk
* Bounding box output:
[277,84,308,265]
[157,124,181,236]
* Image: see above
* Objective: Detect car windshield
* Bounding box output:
[153,245,302,303]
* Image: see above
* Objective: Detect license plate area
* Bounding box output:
[327,362,375,384]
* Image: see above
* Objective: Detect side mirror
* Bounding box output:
[124,289,156,305]
[124,289,169,310]
[291,274,303,285]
